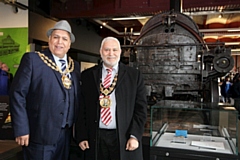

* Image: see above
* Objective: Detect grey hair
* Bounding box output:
[100,37,121,51]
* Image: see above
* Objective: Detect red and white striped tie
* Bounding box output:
[100,68,112,125]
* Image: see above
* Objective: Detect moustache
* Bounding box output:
[106,56,116,59]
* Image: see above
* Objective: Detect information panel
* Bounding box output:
[0,96,14,140]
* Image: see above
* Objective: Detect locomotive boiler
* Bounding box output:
[128,11,234,106]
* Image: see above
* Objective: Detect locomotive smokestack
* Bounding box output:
[170,0,182,13]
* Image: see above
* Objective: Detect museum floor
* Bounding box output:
[0,100,239,160]
[1,135,239,160]
[0,140,84,160]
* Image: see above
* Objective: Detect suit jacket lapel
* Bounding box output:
[93,62,126,90]
[116,62,126,89]
[71,62,79,103]
[43,49,65,91]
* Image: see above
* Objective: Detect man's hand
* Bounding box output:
[79,140,89,151]
[15,134,29,146]
[126,137,139,151]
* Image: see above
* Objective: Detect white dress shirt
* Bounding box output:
[52,54,71,78]
[99,63,119,129]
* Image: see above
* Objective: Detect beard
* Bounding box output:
[101,56,120,68]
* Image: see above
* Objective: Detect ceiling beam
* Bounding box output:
[50,0,240,18]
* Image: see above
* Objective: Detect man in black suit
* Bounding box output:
[10,20,81,160]
[76,37,147,160]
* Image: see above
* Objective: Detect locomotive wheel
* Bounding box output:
[213,54,234,73]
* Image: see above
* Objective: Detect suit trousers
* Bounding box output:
[97,128,120,160]
[22,126,71,160]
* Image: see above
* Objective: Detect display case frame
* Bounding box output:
[150,101,238,160]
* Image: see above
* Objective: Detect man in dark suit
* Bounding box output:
[76,37,147,160]
[9,20,81,160]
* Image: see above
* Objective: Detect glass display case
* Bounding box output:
[150,100,238,160]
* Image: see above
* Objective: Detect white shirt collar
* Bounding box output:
[52,54,67,62]
[102,63,119,73]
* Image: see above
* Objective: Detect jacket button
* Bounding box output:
[60,112,64,115]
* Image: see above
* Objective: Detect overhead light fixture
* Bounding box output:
[133,32,140,36]
[94,19,141,36]
[227,28,240,32]
[218,13,223,18]
[94,19,121,35]
[231,49,240,52]
[231,51,240,55]
[220,34,240,37]
[183,10,240,16]
[112,16,149,20]
[203,33,240,37]
[231,49,240,55]
[225,42,240,45]
[200,28,240,33]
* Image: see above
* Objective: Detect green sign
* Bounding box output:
[0,27,28,75]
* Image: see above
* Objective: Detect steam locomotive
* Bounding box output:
[128,11,234,106]
[125,11,237,160]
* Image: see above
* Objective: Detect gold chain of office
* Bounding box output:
[37,51,74,75]
[99,74,118,108]
[100,74,118,96]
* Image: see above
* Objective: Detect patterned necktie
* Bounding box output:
[100,68,113,126]
[59,59,66,72]
[59,59,70,78]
